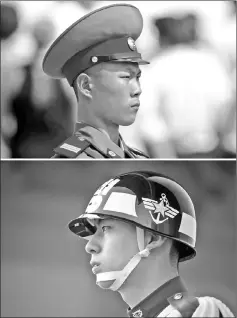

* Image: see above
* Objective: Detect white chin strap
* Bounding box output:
[96,227,159,291]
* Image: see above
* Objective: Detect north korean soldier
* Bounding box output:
[42,4,150,159]
[68,171,235,317]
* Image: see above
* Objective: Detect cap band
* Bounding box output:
[62,36,145,86]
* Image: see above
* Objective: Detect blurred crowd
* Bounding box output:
[1,0,236,158]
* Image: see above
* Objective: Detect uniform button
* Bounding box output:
[174,293,183,300]
[92,56,98,63]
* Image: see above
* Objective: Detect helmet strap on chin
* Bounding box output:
[96,227,160,291]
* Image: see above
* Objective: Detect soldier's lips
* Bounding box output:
[92,265,101,274]
[130,104,140,112]
[131,102,140,108]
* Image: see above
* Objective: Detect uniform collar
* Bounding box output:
[119,134,136,158]
[75,122,135,158]
[127,276,187,317]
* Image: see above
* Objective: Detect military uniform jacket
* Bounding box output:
[51,122,149,159]
[127,276,234,317]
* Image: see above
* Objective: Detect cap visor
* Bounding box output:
[113,57,150,65]
[68,217,96,237]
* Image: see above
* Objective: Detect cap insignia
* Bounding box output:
[127,37,136,51]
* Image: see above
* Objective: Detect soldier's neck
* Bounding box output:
[77,111,120,145]
[118,260,178,309]
[98,126,120,145]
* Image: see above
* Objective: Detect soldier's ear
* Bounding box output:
[76,73,93,99]
[146,232,167,246]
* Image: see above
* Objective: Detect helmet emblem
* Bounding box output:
[85,178,120,213]
[142,193,179,224]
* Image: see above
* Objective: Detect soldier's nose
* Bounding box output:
[85,236,101,254]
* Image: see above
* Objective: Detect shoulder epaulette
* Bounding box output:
[51,154,67,159]
[75,127,124,158]
[53,135,91,158]
[167,292,199,317]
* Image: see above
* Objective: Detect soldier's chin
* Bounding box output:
[96,280,114,290]
[119,116,136,126]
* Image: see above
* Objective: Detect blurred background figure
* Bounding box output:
[1,2,22,158]
[217,0,236,158]
[140,12,233,158]
[7,1,95,158]
[9,15,74,158]
[1,0,95,158]
[1,1,236,158]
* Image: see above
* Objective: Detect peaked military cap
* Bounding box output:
[42,3,149,86]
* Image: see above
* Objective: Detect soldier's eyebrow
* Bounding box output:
[87,218,103,230]
[95,218,113,227]
[122,66,142,77]
[97,219,103,226]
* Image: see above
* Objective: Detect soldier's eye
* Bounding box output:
[102,226,111,232]
[136,73,141,79]
[120,74,131,79]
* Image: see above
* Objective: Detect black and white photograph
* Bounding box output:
[1,0,236,159]
[1,1,236,317]
[1,161,236,317]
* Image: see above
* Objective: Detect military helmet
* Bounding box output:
[68,171,197,261]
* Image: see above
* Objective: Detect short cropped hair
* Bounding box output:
[169,240,180,269]
[72,80,79,101]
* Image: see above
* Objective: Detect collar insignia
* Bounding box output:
[132,309,143,317]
